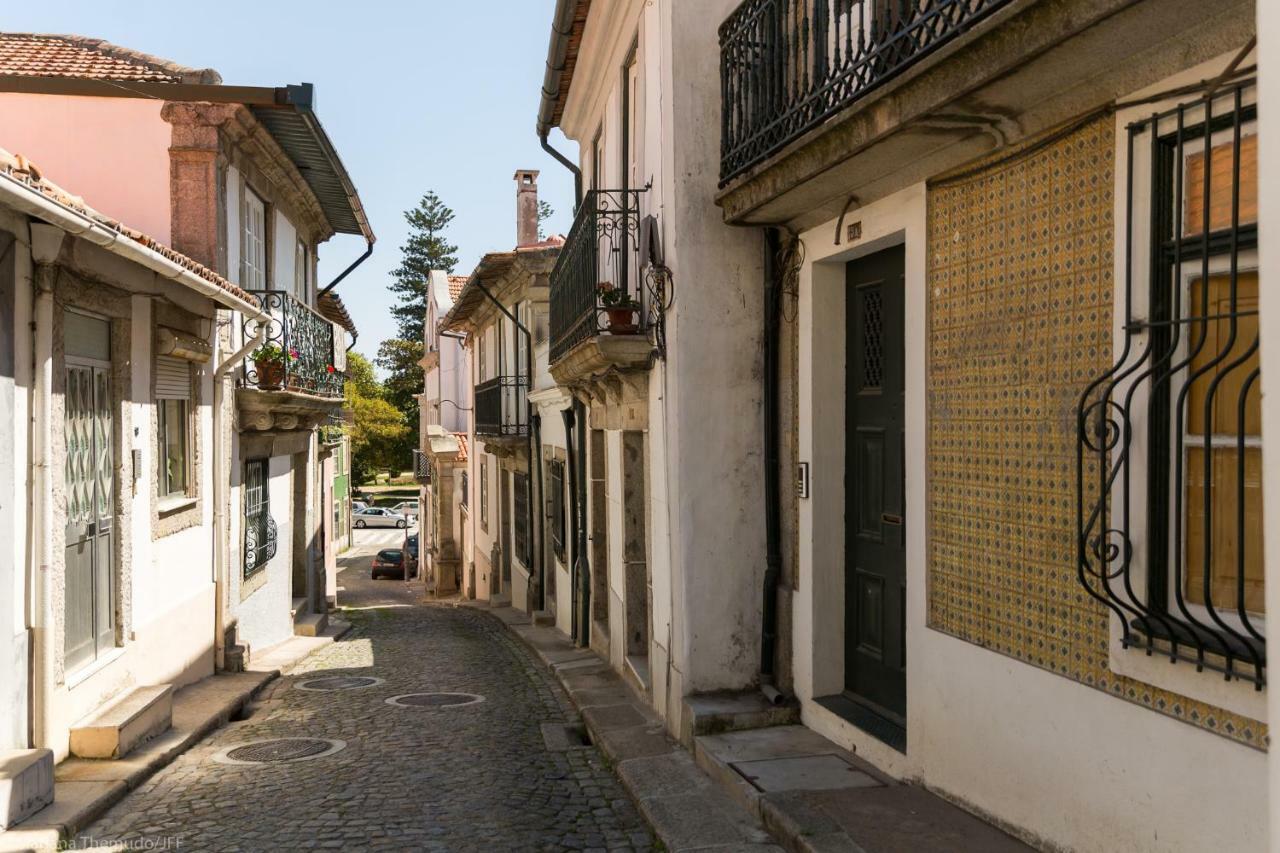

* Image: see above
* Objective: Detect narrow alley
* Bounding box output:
[73,532,653,852]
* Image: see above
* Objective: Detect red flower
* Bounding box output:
[326,364,335,373]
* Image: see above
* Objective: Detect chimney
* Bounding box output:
[514,169,540,247]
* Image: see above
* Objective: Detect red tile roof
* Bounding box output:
[0,33,219,83]
[447,275,468,302]
[0,149,258,309]
[454,433,469,462]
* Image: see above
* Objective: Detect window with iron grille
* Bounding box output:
[460,470,469,508]
[549,460,566,562]
[1077,81,1263,687]
[244,458,275,577]
[480,457,489,531]
[514,472,530,567]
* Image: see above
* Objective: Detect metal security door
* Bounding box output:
[64,360,115,672]
[844,245,906,724]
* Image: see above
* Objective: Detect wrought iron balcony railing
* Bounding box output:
[412,449,432,485]
[242,290,345,399]
[719,0,1013,184]
[474,375,528,437]
[550,188,667,364]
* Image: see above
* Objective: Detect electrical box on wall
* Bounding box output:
[796,462,810,499]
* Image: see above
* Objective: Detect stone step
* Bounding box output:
[680,690,800,745]
[69,685,173,760]
[0,749,53,830]
[694,726,1030,852]
[290,597,305,617]
[531,610,555,627]
[489,593,511,609]
[293,611,328,637]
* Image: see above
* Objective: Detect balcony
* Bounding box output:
[236,290,347,438]
[548,188,661,385]
[474,375,528,439]
[716,0,1252,227]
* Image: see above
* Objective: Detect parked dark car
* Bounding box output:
[404,533,419,576]
[371,548,406,580]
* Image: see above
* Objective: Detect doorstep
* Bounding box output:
[475,603,782,853]
[0,617,352,851]
[694,726,1033,852]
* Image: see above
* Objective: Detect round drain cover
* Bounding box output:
[296,675,384,692]
[212,737,346,765]
[385,692,485,708]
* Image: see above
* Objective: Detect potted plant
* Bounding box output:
[250,343,296,390]
[597,281,640,334]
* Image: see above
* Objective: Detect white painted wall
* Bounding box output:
[792,156,1268,853]
[233,455,294,653]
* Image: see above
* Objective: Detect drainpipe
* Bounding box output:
[319,239,373,297]
[471,278,540,613]
[540,134,582,210]
[573,398,590,647]
[760,228,783,701]
[211,308,269,669]
[27,224,59,751]
[561,408,578,639]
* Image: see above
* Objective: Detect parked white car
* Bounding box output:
[390,500,419,521]
[353,507,408,529]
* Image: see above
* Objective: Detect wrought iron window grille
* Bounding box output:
[718,0,1014,184]
[514,472,531,567]
[1076,82,1264,687]
[244,458,277,577]
[241,290,345,399]
[549,460,566,562]
[549,187,670,365]
[413,450,432,485]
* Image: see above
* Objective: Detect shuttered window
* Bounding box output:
[514,472,530,567]
[155,355,191,499]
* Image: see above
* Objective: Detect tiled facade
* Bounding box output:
[925,115,1265,749]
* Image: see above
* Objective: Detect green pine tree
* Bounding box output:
[388,191,459,343]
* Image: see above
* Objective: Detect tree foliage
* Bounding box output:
[375,337,424,425]
[344,351,409,485]
[537,199,554,240]
[389,191,459,343]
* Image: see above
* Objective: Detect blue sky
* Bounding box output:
[5,1,578,366]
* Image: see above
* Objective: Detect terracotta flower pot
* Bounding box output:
[254,358,285,390]
[605,306,639,335]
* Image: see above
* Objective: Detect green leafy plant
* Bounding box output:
[596,281,639,309]
[251,343,298,365]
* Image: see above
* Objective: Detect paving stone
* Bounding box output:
[74,540,655,852]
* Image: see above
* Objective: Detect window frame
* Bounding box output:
[480,457,489,532]
[549,459,566,562]
[1081,78,1266,717]
[242,187,268,291]
[514,471,530,567]
[243,458,274,577]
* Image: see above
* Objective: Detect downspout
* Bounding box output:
[541,135,582,210]
[319,239,373,297]
[537,0,584,207]
[561,407,580,641]
[574,398,590,647]
[471,278,539,613]
[760,228,783,701]
[27,225,58,751]
[212,307,269,669]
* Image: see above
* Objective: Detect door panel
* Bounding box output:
[845,245,906,723]
[64,359,115,670]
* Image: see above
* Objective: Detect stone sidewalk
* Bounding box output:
[0,620,349,853]
[474,602,1032,853]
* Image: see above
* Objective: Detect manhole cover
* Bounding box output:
[212,737,346,765]
[296,675,384,692]
[385,692,485,708]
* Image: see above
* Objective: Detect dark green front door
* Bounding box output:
[844,245,906,724]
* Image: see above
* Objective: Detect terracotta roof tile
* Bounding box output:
[454,433,469,462]
[317,291,357,336]
[0,148,257,309]
[0,33,219,83]
[447,275,468,301]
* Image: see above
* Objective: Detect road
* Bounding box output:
[75,528,654,852]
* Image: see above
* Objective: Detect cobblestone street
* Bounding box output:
[77,531,654,852]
